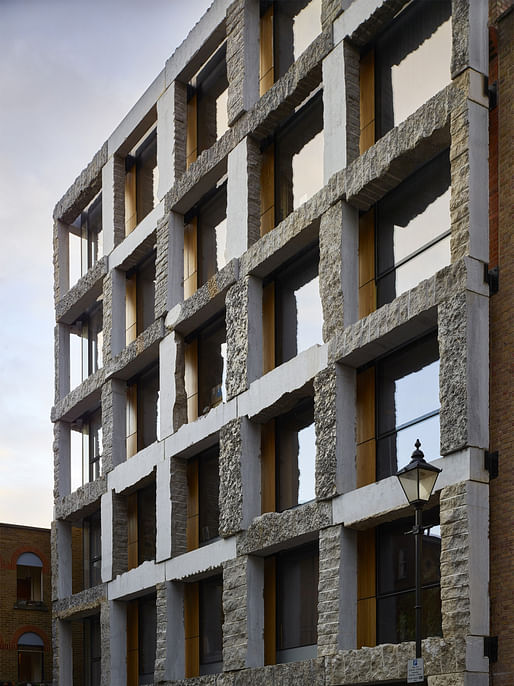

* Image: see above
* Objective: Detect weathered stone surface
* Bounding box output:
[237,501,331,556]
[226,0,246,125]
[317,525,342,656]
[438,293,468,454]
[53,584,106,619]
[171,456,187,557]
[314,366,338,500]
[51,366,104,423]
[223,556,248,671]
[319,204,345,342]
[55,255,107,318]
[155,214,172,318]
[219,419,244,536]
[155,582,168,682]
[225,278,251,399]
[54,475,107,521]
[321,0,343,30]
[54,142,107,223]
[105,317,165,380]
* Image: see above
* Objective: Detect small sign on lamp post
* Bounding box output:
[407,657,424,683]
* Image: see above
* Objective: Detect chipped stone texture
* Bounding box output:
[322,0,343,30]
[53,584,105,620]
[439,482,472,639]
[343,40,361,165]
[319,204,345,342]
[347,0,406,48]
[112,492,128,577]
[172,334,188,432]
[226,0,246,124]
[345,85,458,211]
[54,142,107,223]
[101,380,114,474]
[155,214,171,319]
[112,153,126,248]
[237,501,331,556]
[173,259,238,333]
[449,97,474,262]
[166,31,332,215]
[171,456,187,556]
[219,418,244,536]
[155,581,168,681]
[451,0,471,78]
[438,293,468,455]
[226,278,250,399]
[51,365,104,423]
[54,475,107,521]
[105,317,165,380]
[317,525,342,656]
[55,255,107,318]
[314,366,338,500]
[174,81,188,179]
[51,521,59,601]
[102,271,114,366]
[100,600,111,686]
[223,556,248,671]
[53,421,67,500]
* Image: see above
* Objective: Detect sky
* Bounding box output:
[0,0,212,529]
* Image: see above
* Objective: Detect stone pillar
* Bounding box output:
[101,378,126,473]
[319,201,358,342]
[157,86,176,201]
[111,493,128,577]
[438,291,489,455]
[154,581,168,681]
[53,520,72,600]
[109,600,127,686]
[54,421,71,499]
[317,525,343,656]
[155,211,184,320]
[323,41,348,179]
[226,137,261,261]
[156,459,172,562]
[54,323,70,403]
[102,154,125,253]
[100,600,111,686]
[315,366,338,500]
[55,618,73,686]
[226,276,262,399]
[54,219,69,304]
[226,0,260,125]
[167,582,186,680]
[171,456,187,557]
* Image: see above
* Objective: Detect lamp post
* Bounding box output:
[396,439,441,661]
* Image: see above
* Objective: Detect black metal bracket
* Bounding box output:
[484,264,499,295]
[488,79,498,111]
[485,451,499,479]
[484,636,498,662]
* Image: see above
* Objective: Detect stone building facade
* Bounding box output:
[0,523,52,684]
[51,0,507,685]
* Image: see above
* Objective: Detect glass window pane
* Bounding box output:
[394,235,450,296]
[198,185,227,287]
[200,576,224,667]
[199,446,220,544]
[292,130,324,209]
[277,400,315,511]
[137,482,156,563]
[293,0,321,59]
[138,595,156,682]
[198,316,226,415]
[376,0,451,137]
[137,254,156,333]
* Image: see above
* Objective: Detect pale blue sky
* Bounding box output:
[0,0,212,528]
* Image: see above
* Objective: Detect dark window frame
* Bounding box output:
[199,574,224,674]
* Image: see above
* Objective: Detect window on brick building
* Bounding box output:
[262,244,323,373]
[259,0,321,95]
[186,44,228,169]
[264,541,319,664]
[126,363,160,458]
[187,444,220,551]
[126,251,156,345]
[185,313,227,422]
[17,632,44,683]
[360,0,451,152]
[125,127,158,235]
[261,92,323,235]
[359,152,451,317]
[184,181,227,298]
[16,552,43,604]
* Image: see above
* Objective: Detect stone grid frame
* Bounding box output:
[51,0,491,684]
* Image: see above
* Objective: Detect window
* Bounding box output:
[82,407,102,483]
[128,481,156,570]
[126,363,159,458]
[376,334,440,480]
[85,510,101,588]
[125,128,158,234]
[263,244,323,373]
[187,444,220,551]
[261,93,323,235]
[376,151,450,307]
[259,0,321,95]
[185,314,226,422]
[127,594,157,686]
[184,181,227,298]
[261,398,315,513]
[17,632,44,683]
[126,251,156,345]
[70,298,103,387]
[16,552,43,604]
[185,575,224,677]
[360,0,451,151]
[84,615,101,686]
[69,192,103,285]
[187,44,228,168]
[376,508,442,644]
[264,542,319,665]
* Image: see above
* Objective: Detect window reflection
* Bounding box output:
[199,575,224,674]
[377,151,450,306]
[375,0,451,137]
[377,334,440,480]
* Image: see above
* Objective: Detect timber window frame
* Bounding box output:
[260,91,323,236]
[183,181,227,299]
[186,43,228,169]
[359,0,452,153]
[125,127,158,235]
[126,362,160,459]
[184,574,224,677]
[264,541,319,665]
[125,250,156,345]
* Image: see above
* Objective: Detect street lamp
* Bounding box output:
[396,439,441,661]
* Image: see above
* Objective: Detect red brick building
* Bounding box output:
[0,523,52,685]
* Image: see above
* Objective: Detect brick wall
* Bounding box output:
[0,524,52,683]
[489,5,514,686]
